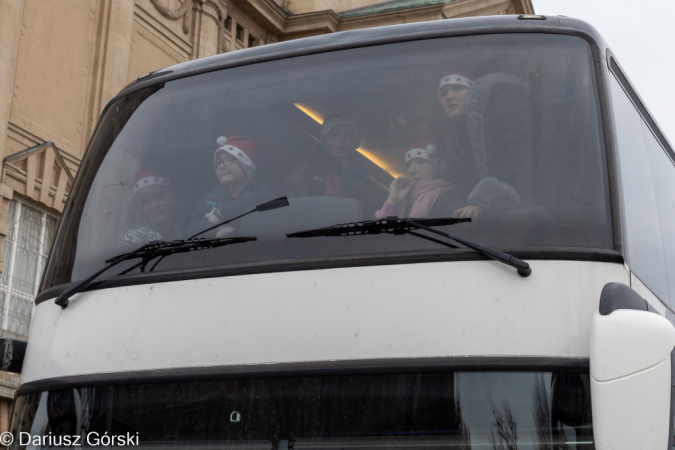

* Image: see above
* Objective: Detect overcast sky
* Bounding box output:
[531,0,674,144]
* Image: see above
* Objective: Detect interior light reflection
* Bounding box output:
[294,103,401,178]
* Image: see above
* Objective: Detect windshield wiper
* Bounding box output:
[287,216,531,278]
[54,196,290,309]
[54,236,255,309]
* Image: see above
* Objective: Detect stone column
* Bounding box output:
[99,0,135,109]
[0,0,25,161]
[0,0,24,273]
[193,0,221,59]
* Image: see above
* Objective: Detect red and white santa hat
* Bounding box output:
[437,72,475,97]
[214,136,258,179]
[131,169,171,196]
[404,139,447,172]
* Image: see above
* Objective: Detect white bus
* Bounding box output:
[3,14,675,450]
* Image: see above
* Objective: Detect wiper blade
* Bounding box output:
[287,216,470,237]
[108,236,256,269]
[287,216,531,278]
[54,196,290,310]
[54,236,255,309]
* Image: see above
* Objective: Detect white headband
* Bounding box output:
[133,176,171,196]
[405,144,447,172]
[438,73,474,96]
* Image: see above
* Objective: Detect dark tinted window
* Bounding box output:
[642,122,675,306]
[10,371,593,449]
[610,74,669,303]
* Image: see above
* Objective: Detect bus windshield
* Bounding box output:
[45,33,611,288]
[10,371,593,449]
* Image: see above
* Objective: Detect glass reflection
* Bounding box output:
[10,371,593,449]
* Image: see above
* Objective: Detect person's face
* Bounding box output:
[135,184,172,226]
[213,152,247,186]
[407,158,440,182]
[439,84,469,120]
[324,124,359,159]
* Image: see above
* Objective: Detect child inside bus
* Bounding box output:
[433,71,532,219]
[284,115,369,200]
[185,135,276,238]
[122,170,183,244]
[375,140,453,219]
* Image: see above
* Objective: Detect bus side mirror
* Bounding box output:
[0,337,27,373]
[590,283,675,450]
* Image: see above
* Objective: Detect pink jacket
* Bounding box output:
[375,179,453,219]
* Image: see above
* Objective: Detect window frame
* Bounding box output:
[37,28,623,300]
[607,55,675,165]
[0,198,58,336]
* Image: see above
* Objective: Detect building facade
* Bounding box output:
[0,0,533,429]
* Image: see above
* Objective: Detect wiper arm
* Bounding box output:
[188,196,289,240]
[54,196,290,309]
[404,217,531,277]
[54,236,255,309]
[287,216,531,277]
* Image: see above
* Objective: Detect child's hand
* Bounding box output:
[205,207,220,224]
[387,177,415,206]
[216,225,237,238]
[453,205,481,219]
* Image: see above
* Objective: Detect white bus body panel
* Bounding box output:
[22,260,628,384]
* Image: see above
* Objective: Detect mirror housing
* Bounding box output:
[591,283,675,449]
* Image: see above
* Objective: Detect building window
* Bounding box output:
[224,15,232,33]
[236,24,244,42]
[0,199,58,337]
[248,35,257,48]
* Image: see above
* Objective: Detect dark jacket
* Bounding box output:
[185,180,277,237]
[433,73,535,217]
[283,151,369,200]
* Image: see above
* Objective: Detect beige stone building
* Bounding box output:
[0,0,532,429]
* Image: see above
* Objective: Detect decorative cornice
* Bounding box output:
[339,4,445,30]
[5,164,48,197]
[4,141,74,181]
[243,0,287,34]
[3,164,70,212]
[279,0,529,37]
[7,123,81,176]
[1,141,73,212]
[147,0,533,48]
[4,164,26,184]
[441,0,511,18]
[284,10,340,37]
[149,0,192,34]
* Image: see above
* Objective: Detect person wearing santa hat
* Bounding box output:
[122,170,183,244]
[432,70,534,219]
[284,115,369,200]
[185,135,276,237]
[374,139,455,219]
